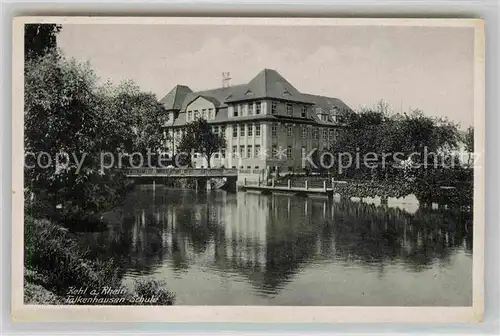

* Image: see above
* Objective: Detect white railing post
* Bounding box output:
[244,178,247,186]
[272,179,275,187]
[288,180,291,189]
[305,180,308,190]
[323,180,326,192]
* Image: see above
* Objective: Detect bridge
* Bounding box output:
[125,167,239,192]
[125,167,238,178]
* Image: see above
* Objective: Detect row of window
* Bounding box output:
[171,123,337,142]
[231,145,262,159]
[232,124,261,137]
[192,145,323,161]
[186,108,215,122]
[270,102,308,118]
[232,101,308,118]
[270,124,337,141]
[233,102,262,117]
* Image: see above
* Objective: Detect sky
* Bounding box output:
[58,24,475,128]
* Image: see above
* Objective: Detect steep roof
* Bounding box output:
[159,85,193,110]
[180,84,247,110]
[161,69,353,127]
[183,94,223,109]
[226,69,310,103]
[302,93,353,113]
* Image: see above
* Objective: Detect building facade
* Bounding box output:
[160,69,352,174]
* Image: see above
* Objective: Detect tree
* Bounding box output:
[330,104,461,180]
[177,118,226,168]
[24,51,169,224]
[463,126,474,167]
[97,81,168,166]
[25,24,61,62]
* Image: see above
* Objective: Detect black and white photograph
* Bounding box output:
[12,17,484,322]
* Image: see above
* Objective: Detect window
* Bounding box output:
[248,103,253,115]
[287,126,293,137]
[272,145,277,158]
[233,105,238,117]
[301,106,307,118]
[247,145,253,158]
[221,125,226,136]
[202,109,207,119]
[232,146,237,158]
[301,127,308,139]
[194,110,199,119]
[331,107,339,122]
[255,145,261,158]
[287,146,293,159]
[240,145,245,158]
[255,124,261,137]
[240,124,245,137]
[188,110,193,121]
[323,128,328,139]
[329,129,334,141]
[208,108,214,119]
[213,126,219,135]
[255,102,261,114]
[232,126,237,138]
[271,124,277,137]
[271,101,277,114]
[248,124,253,137]
[286,103,293,116]
[313,128,319,140]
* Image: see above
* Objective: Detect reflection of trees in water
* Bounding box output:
[330,201,472,273]
[87,188,472,295]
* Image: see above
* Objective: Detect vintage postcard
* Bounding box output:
[12,17,484,323]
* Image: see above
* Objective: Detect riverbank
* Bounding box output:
[24,216,176,305]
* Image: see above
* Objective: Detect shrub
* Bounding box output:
[24,217,176,305]
[132,278,176,305]
[24,217,121,297]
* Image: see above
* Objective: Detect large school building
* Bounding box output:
[160,69,352,174]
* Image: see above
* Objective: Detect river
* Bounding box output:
[79,185,473,306]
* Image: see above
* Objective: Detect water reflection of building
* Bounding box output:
[92,189,472,296]
[223,192,269,269]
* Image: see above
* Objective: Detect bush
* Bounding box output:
[24,216,121,297]
[132,278,175,305]
[24,217,176,305]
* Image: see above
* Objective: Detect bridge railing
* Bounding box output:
[125,167,238,177]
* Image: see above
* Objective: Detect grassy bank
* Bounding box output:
[24,216,175,305]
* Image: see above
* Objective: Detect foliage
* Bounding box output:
[330,108,462,180]
[24,217,122,297]
[24,282,63,304]
[133,278,175,305]
[177,118,226,168]
[97,80,168,163]
[24,51,167,225]
[25,24,61,62]
[24,217,176,305]
[463,126,474,168]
